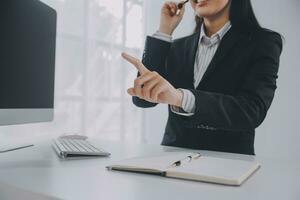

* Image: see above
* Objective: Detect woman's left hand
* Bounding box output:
[122,52,183,107]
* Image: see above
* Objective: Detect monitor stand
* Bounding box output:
[0,143,34,153]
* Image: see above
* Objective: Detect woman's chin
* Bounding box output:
[195,11,215,19]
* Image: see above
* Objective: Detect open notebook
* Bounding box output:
[106,152,260,186]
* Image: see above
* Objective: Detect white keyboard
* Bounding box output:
[52,138,110,159]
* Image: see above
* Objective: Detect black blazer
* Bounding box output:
[133,27,282,155]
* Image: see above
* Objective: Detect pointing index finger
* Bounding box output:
[121,52,149,74]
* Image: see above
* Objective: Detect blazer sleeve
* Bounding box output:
[181,32,283,131]
[132,36,171,108]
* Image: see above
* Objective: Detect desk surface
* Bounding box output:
[0,139,299,200]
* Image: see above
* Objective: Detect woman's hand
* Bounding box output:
[159,1,186,35]
[122,52,183,107]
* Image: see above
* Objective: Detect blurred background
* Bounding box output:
[0,0,299,160]
[1,0,145,143]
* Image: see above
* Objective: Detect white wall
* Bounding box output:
[144,0,300,160]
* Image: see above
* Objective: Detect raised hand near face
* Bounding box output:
[159,1,187,35]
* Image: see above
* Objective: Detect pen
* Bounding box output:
[176,0,189,15]
[169,153,201,167]
[176,0,200,15]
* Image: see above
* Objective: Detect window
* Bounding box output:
[33,0,145,141]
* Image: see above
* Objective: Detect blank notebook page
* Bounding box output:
[167,156,259,180]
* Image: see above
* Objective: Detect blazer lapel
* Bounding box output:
[198,28,246,86]
[185,30,200,88]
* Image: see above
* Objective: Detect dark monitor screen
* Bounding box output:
[0,0,57,109]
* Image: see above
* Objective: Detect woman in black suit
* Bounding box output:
[122,0,282,155]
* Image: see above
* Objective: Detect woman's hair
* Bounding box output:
[195,0,261,33]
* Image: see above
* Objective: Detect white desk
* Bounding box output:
[0,140,299,200]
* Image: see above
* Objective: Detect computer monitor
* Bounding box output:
[0,0,57,152]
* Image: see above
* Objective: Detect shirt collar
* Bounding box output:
[199,21,232,46]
